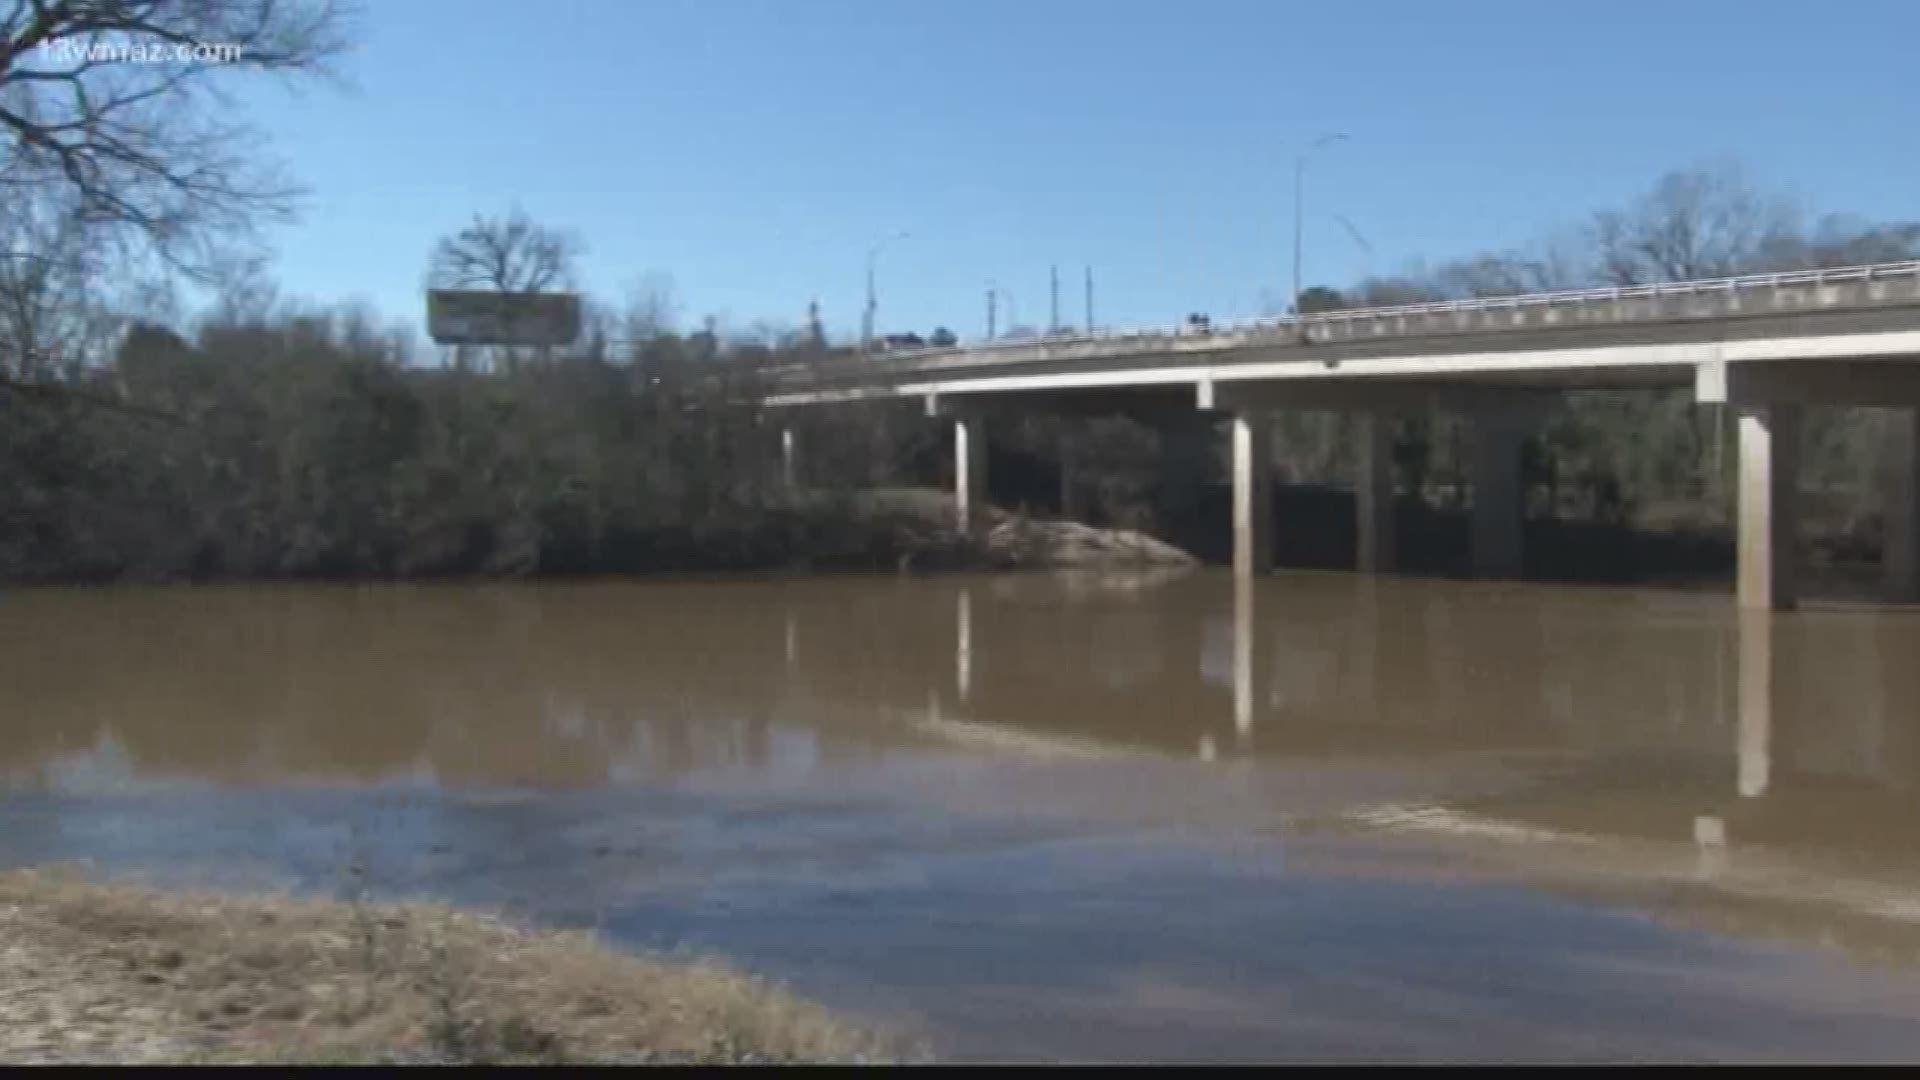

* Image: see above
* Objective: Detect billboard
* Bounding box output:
[427,290,582,347]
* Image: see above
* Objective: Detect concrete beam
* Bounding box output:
[1885,409,1920,602]
[924,386,1200,421]
[1212,380,1555,418]
[955,414,986,534]
[827,286,1920,384]
[1355,413,1396,573]
[1231,413,1274,578]
[780,329,1920,407]
[1469,413,1527,579]
[1736,404,1801,611]
[1697,358,1920,408]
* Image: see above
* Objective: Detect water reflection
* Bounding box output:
[11,573,1920,1058]
[1738,611,1772,800]
[0,573,1917,870]
[956,588,973,703]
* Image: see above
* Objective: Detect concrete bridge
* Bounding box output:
[767,261,1920,610]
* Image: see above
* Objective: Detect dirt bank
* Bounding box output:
[0,868,894,1065]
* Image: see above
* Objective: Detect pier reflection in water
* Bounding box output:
[2,574,1917,863]
[5,573,1920,1060]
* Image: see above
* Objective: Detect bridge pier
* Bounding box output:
[1469,412,1527,579]
[1884,409,1920,603]
[1355,413,1397,573]
[780,425,799,492]
[954,414,987,534]
[1231,413,1275,577]
[1736,404,1801,612]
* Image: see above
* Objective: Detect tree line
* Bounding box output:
[4,5,1917,584]
[1267,164,1919,549]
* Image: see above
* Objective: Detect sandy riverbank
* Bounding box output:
[0,868,895,1065]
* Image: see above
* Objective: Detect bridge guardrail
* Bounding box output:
[762,259,1920,391]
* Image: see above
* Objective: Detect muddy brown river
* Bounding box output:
[6,570,1920,1062]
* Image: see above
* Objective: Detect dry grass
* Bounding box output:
[0,867,894,1065]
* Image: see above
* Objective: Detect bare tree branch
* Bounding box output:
[427,207,582,295]
[1,0,355,278]
[1589,163,1800,286]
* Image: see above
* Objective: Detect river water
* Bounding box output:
[5,570,1920,1061]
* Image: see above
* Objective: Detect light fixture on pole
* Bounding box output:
[1293,132,1349,319]
[863,230,910,354]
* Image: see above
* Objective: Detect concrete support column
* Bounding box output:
[1883,408,1920,603]
[1736,404,1801,612]
[780,426,799,492]
[1355,413,1396,573]
[1469,413,1526,579]
[1231,413,1274,578]
[954,414,987,534]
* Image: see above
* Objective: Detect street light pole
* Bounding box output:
[862,230,909,354]
[1292,132,1349,318]
[984,284,1018,341]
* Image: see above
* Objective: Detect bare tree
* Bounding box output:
[1,1,354,275]
[1755,214,1920,272]
[1345,275,1444,307]
[0,197,113,379]
[427,208,582,294]
[1432,251,1578,298]
[1590,163,1799,285]
[621,273,676,341]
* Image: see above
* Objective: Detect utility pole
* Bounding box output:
[1293,133,1349,319]
[862,230,909,355]
[863,257,876,351]
[986,284,997,341]
[1050,264,1060,332]
[1084,266,1094,333]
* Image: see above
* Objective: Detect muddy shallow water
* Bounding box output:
[5,571,1920,1062]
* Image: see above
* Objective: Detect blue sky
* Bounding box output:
[240,0,1918,343]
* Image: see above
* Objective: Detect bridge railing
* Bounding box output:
[870,259,1920,364]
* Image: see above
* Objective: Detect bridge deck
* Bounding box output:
[769,262,1920,405]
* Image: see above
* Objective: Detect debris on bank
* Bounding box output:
[849,487,1199,572]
